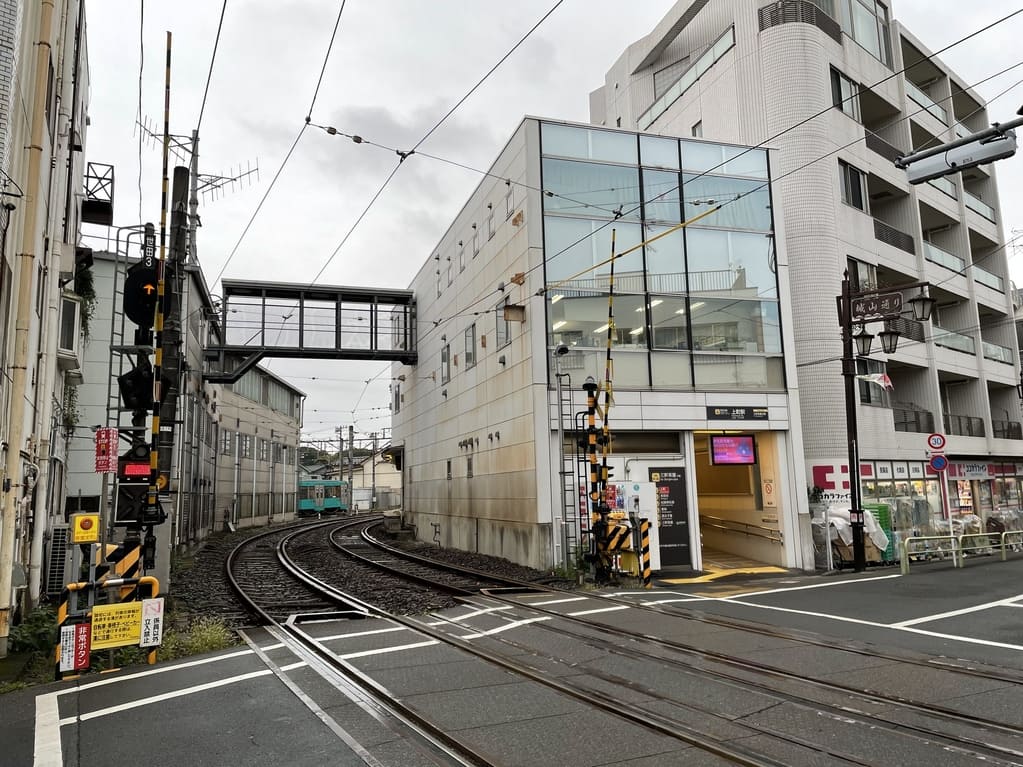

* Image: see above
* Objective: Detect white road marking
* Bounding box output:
[58,669,273,724]
[338,640,439,660]
[33,693,62,767]
[720,574,903,600]
[459,617,551,639]
[280,661,307,671]
[892,594,1023,627]
[568,605,631,617]
[317,626,407,641]
[52,648,257,693]
[640,597,707,605]
[701,597,1023,652]
[529,597,588,606]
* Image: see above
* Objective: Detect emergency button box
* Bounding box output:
[70,513,101,544]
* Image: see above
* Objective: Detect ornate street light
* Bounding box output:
[908,291,936,323]
[877,323,901,355]
[853,326,874,357]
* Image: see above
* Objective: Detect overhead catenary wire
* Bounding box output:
[196,0,228,132]
[211,0,348,286]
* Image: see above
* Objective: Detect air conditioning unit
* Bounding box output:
[56,292,83,372]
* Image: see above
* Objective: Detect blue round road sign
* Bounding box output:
[929,454,949,472]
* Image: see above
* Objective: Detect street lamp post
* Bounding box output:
[837,271,934,572]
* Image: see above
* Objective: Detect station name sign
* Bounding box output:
[706,406,769,421]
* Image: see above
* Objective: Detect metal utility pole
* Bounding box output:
[371,433,378,511]
[348,426,354,490]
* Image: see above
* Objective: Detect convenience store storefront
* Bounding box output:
[811,459,1023,540]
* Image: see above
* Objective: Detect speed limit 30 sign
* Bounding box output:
[927,433,946,451]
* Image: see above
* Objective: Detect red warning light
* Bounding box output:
[79,518,93,530]
[121,462,151,478]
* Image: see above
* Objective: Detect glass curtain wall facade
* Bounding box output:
[541,123,783,390]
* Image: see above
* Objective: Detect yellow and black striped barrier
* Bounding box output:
[639,518,652,589]
[606,523,633,552]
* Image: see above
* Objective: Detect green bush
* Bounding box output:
[9,606,57,653]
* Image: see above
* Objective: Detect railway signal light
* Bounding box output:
[123,257,159,328]
[118,361,153,411]
[114,444,164,526]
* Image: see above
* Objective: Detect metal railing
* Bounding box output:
[922,241,965,271]
[965,191,996,221]
[700,514,783,544]
[993,420,1023,439]
[933,327,975,354]
[974,266,1005,292]
[873,218,915,254]
[901,530,1023,574]
[892,407,934,433]
[758,0,842,42]
[943,413,985,437]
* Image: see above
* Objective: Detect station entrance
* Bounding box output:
[692,431,786,570]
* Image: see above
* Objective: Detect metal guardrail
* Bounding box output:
[701,514,783,544]
[900,530,1023,573]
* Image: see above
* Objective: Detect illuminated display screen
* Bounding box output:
[121,462,151,477]
[709,435,756,465]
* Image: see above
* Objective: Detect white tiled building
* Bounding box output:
[591,0,1023,544]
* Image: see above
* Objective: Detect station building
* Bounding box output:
[391,117,813,572]
[590,0,1023,546]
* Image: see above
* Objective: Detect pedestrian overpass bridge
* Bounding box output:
[203,279,417,383]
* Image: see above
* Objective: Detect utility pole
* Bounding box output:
[348,425,354,491]
[371,433,378,511]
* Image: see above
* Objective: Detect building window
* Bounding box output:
[838,0,891,67]
[441,344,451,383]
[437,275,442,298]
[459,244,465,272]
[472,229,480,257]
[496,298,511,348]
[830,67,860,121]
[447,260,453,286]
[446,460,452,480]
[857,358,891,407]
[505,188,514,219]
[258,438,269,462]
[221,430,233,455]
[465,323,476,369]
[240,434,252,459]
[393,383,401,414]
[839,160,867,212]
[847,257,877,291]
[487,211,496,240]
[691,121,703,137]
[467,456,473,479]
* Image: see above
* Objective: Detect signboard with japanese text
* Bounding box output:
[59,623,91,672]
[91,602,143,650]
[94,427,118,473]
[648,467,690,567]
[706,406,769,421]
[851,292,902,319]
[140,598,165,647]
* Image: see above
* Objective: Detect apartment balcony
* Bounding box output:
[983,340,1014,364]
[893,405,935,434]
[974,265,1005,293]
[944,413,985,437]
[933,326,975,355]
[922,240,964,272]
[965,191,997,222]
[864,131,903,163]
[993,419,1023,440]
[925,175,957,200]
[873,218,915,255]
[905,79,948,124]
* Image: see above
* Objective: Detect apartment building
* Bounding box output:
[591,0,1023,545]
[0,0,94,654]
[392,116,813,572]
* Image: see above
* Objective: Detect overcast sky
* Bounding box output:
[81,0,1023,445]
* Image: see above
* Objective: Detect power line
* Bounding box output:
[305,0,565,285]
[136,0,144,223]
[197,0,228,131]
[212,1,349,286]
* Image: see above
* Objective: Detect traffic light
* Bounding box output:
[123,257,158,328]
